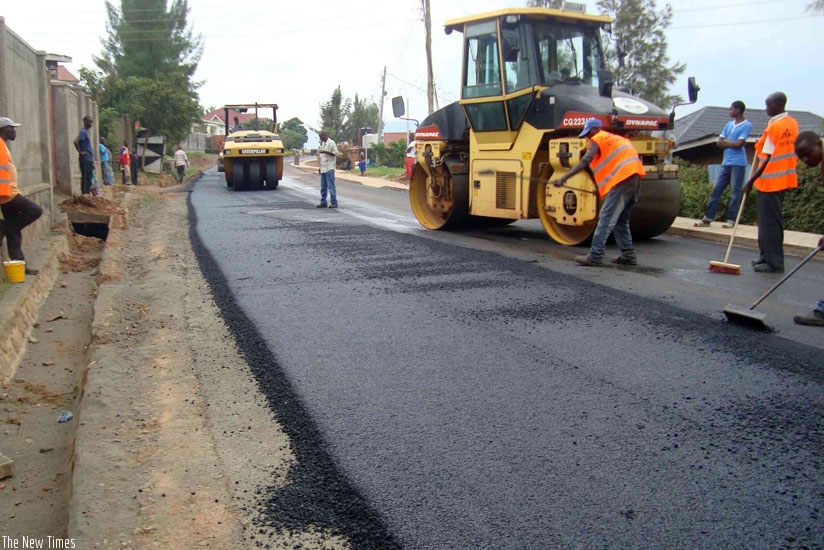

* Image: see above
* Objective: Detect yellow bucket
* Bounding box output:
[3,261,25,283]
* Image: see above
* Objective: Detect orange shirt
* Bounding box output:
[754,113,798,193]
[589,131,646,198]
[0,137,20,204]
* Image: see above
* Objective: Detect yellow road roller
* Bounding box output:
[222,103,285,191]
[394,7,699,244]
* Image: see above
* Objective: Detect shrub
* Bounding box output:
[677,160,823,234]
[371,140,407,168]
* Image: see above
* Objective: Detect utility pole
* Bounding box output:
[377,66,386,145]
[423,0,435,115]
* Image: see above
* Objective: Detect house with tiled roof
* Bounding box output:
[194,108,257,136]
[672,106,824,165]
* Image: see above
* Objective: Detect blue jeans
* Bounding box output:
[80,158,94,194]
[588,175,640,262]
[320,170,337,205]
[704,164,745,222]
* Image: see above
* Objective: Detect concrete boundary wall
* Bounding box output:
[0,16,98,239]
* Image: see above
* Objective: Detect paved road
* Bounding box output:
[189,166,823,549]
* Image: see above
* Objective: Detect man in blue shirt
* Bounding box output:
[73,115,94,194]
[695,101,752,228]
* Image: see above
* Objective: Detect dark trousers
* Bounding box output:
[0,194,44,261]
[756,190,785,271]
[130,165,138,185]
[176,165,185,183]
[80,159,94,194]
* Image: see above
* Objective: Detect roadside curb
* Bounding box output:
[290,162,409,191]
[67,192,135,544]
[667,219,822,260]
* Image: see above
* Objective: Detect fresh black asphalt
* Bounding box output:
[188,169,824,549]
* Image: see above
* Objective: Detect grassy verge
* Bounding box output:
[346,166,406,179]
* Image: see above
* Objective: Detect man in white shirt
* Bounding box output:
[174,145,189,184]
[317,130,339,208]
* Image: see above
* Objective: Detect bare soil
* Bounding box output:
[1,156,349,549]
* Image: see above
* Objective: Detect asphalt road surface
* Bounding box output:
[189,165,823,549]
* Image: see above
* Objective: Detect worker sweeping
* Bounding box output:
[549,118,645,266]
[742,92,799,274]
[792,131,824,327]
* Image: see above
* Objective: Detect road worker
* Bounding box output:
[549,118,645,266]
[743,92,799,274]
[792,131,824,327]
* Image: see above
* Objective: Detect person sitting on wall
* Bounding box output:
[0,117,44,275]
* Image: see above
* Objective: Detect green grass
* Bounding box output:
[347,166,406,179]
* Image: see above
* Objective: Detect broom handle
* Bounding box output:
[721,156,758,264]
[721,193,747,263]
[750,244,824,310]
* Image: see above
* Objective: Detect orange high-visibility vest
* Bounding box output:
[754,114,798,193]
[589,131,646,198]
[0,138,15,197]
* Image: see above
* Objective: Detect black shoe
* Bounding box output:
[24,267,39,276]
[612,256,637,266]
[316,203,328,208]
[753,263,783,273]
[328,203,338,209]
[575,254,605,266]
[751,259,766,267]
[794,310,824,327]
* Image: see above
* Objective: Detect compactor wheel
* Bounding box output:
[264,160,279,189]
[536,180,598,246]
[232,161,245,191]
[248,161,262,190]
[409,164,469,229]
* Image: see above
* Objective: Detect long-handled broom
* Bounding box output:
[708,192,747,274]
[708,157,758,275]
[723,244,824,330]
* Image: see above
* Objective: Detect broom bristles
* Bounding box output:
[708,260,741,274]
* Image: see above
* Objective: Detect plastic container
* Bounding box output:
[3,261,25,283]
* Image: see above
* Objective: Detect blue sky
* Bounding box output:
[3,0,822,136]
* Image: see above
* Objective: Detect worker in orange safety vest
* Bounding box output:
[0,116,44,275]
[742,92,799,274]
[549,118,646,267]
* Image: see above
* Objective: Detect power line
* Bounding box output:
[670,13,823,29]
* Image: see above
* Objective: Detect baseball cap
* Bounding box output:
[0,117,21,129]
[578,118,602,138]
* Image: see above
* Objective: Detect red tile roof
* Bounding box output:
[56,65,80,83]
[201,108,257,125]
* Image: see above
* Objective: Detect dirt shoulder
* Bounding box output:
[70,165,349,548]
[2,155,349,549]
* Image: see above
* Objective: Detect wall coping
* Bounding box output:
[19,183,51,197]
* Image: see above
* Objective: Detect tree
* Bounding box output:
[343,94,380,147]
[371,139,407,168]
[597,0,686,109]
[85,0,203,144]
[241,117,273,131]
[279,117,308,151]
[319,87,350,143]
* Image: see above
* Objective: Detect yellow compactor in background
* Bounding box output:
[394,6,699,245]
[221,103,285,191]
